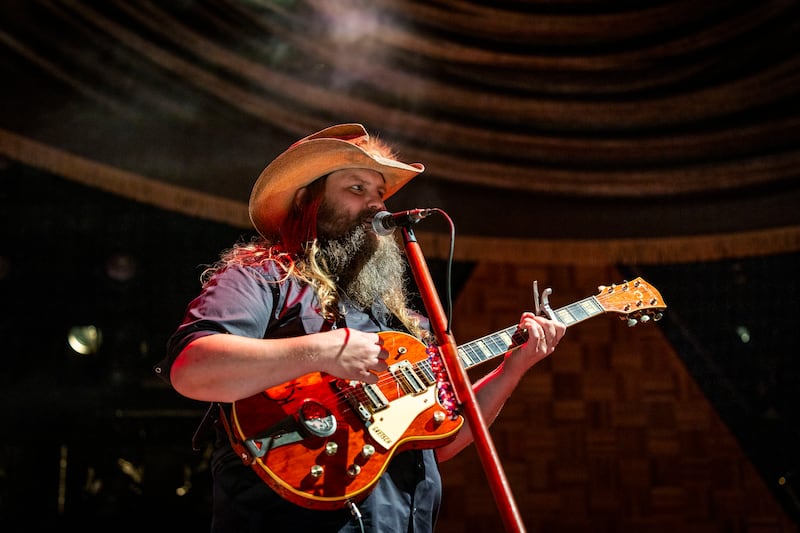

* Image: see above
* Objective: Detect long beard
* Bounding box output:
[318,225,408,312]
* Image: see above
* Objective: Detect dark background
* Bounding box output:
[2,1,800,530]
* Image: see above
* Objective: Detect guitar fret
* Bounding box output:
[457,344,483,366]
[473,340,495,359]
[555,297,604,326]
[458,327,517,369]
[462,340,493,364]
[484,331,512,355]
[496,329,516,349]
[555,305,581,325]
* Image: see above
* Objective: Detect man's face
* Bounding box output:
[317,168,387,240]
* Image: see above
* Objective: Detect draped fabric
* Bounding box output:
[2,0,799,262]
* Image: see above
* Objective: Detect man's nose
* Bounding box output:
[367,196,386,212]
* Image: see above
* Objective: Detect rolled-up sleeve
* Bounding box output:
[154,264,276,385]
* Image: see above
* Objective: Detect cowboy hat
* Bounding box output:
[249,123,425,238]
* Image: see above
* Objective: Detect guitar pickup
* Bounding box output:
[362,383,389,411]
[390,360,426,395]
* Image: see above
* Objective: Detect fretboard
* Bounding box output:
[456,295,606,370]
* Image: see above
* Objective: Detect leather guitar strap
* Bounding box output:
[214,402,255,465]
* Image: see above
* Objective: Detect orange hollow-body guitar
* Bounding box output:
[228,277,666,510]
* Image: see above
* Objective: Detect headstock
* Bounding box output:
[595,277,667,326]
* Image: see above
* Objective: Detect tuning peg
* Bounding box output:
[653,312,663,321]
[627,317,638,327]
[640,314,651,323]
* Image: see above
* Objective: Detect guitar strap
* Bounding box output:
[215,402,256,465]
[191,401,219,452]
[191,401,256,465]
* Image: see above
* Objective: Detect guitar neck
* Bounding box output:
[456,295,605,370]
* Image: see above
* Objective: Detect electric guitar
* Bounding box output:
[227,277,666,510]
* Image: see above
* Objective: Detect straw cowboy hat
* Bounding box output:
[249,123,425,239]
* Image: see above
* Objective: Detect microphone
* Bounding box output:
[372,209,434,236]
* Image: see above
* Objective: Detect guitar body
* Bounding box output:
[230,330,464,510]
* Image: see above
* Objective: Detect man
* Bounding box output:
[155,123,565,532]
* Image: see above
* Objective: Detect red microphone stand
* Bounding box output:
[399,225,526,533]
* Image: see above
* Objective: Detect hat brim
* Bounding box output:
[249,136,424,239]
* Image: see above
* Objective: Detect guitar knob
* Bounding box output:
[310,465,324,478]
[433,410,446,425]
[361,444,375,458]
[325,442,339,456]
[347,464,361,478]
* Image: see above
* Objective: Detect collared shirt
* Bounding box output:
[157,262,442,532]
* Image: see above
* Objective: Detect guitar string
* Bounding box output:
[301,358,445,422]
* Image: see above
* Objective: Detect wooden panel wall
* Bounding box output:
[434,262,797,532]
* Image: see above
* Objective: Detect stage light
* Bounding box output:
[735,325,751,344]
[67,325,103,355]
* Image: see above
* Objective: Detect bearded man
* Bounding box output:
[156,124,565,532]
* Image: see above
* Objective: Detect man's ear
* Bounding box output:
[293,187,308,209]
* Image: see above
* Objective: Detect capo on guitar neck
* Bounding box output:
[533,280,556,321]
[509,280,558,349]
[508,280,559,349]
